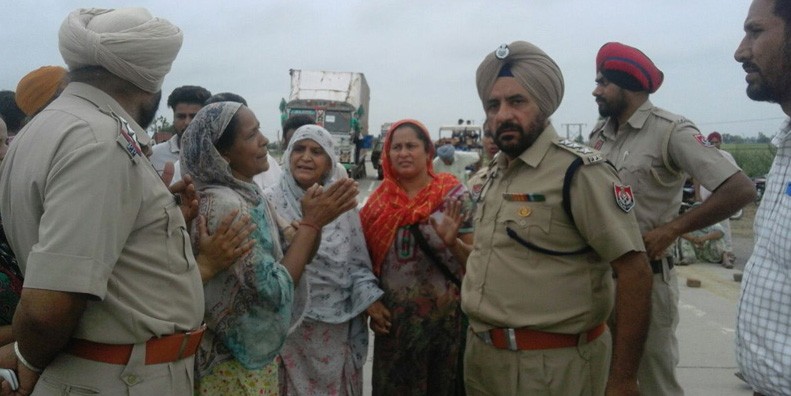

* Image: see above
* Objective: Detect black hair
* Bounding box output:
[214,107,243,154]
[205,92,247,106]
[0,91,26,133]
[283,114,315,133]
[167,85,211,109]
[393,122,432,153]
[775,0,791,30]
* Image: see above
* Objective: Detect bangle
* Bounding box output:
[14,342,43,373]
[299,221,321,233]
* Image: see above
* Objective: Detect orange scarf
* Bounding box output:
[360,119,460,276]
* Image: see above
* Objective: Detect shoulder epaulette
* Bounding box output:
[553,139,606,165]
[651,107,689,125]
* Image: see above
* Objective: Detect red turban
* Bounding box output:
[596,42,664,93]
[707,132,722,141]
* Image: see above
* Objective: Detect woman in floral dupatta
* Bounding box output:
[180,102,358,395]
[360,119,474,395]
[265,125,388,395]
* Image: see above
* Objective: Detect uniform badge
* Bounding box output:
[503,193,545,202]
[694,134,714,148]
[594,139,604,150]
[518,207,532,217]
[495,44,510,59]
[613,183,635,213]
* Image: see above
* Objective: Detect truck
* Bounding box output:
[280,69,370,179]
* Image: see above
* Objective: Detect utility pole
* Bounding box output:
[562,123,587,142]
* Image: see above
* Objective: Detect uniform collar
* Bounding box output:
[598,98,654,139]
[624,99,654,130]
[496,123,558,169]
[64,82,147,139]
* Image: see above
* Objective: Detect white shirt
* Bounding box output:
[736,128,791,395]
[432,151,480,184]
[149,134,180,176]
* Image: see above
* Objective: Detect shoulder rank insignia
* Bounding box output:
[694,134,714,148]
[554,139,606,165]
[613,183,635,213]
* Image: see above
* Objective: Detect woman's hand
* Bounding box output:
[301,179,358,228]
[366,300,392,335]
[196,211,256,282]
[169,174,199,223]
[430,198,464,247]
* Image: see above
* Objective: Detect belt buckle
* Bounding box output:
[176,324,206,360]
[506,328,518,351]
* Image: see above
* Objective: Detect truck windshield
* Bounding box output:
[324,111,351,133]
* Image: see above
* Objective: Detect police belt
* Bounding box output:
[476,323,606,351]
[65,324,206,365]
[650,257,674,274]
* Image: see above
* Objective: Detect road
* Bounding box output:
[354,159,757,395]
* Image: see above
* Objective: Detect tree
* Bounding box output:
[147,115,173,137]
[756,132,772,144]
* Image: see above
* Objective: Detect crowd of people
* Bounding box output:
[0,1,788,395]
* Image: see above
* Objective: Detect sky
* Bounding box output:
[2,0,786,142]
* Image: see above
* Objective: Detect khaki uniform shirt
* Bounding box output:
[0,82,204,344]
[589,100,740,235]
[462,125,645,334]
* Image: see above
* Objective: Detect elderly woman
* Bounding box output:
[361,119,474,395]
[181,102,358,395]
[264,125,388,395]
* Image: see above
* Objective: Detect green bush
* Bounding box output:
[723,143,776,178]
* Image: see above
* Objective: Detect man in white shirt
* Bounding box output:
[734,1,791,395]
[149,85,211,176]
[432,143,479,184]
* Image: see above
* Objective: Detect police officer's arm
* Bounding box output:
[642,128,755,259]
[281,179,359,283]
[569,162,651,394]
[0,289,87,395]
[607,251,652,394]
[643,173,754,259]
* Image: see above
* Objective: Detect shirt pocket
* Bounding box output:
[165,203,197,274]
[498,202,552,249]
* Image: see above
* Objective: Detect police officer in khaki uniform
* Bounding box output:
[589,42,756,396]
[462,41,653,396]
[0,8,206,395]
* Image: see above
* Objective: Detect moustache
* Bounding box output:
[742,62,759,73]
[496,122,524,136]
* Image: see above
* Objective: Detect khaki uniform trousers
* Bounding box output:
[464,327,611,396]
[638,268,683,396]
[32,343,194,396]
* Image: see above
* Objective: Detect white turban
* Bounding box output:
[58,8,183,93]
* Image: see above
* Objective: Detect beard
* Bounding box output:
[494,114,547,158]
[596,91,628,118]
[745,41,791,103]
[138,91,162,130]
[745,66,791,103]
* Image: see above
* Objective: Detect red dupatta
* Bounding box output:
[360,119,459,276]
